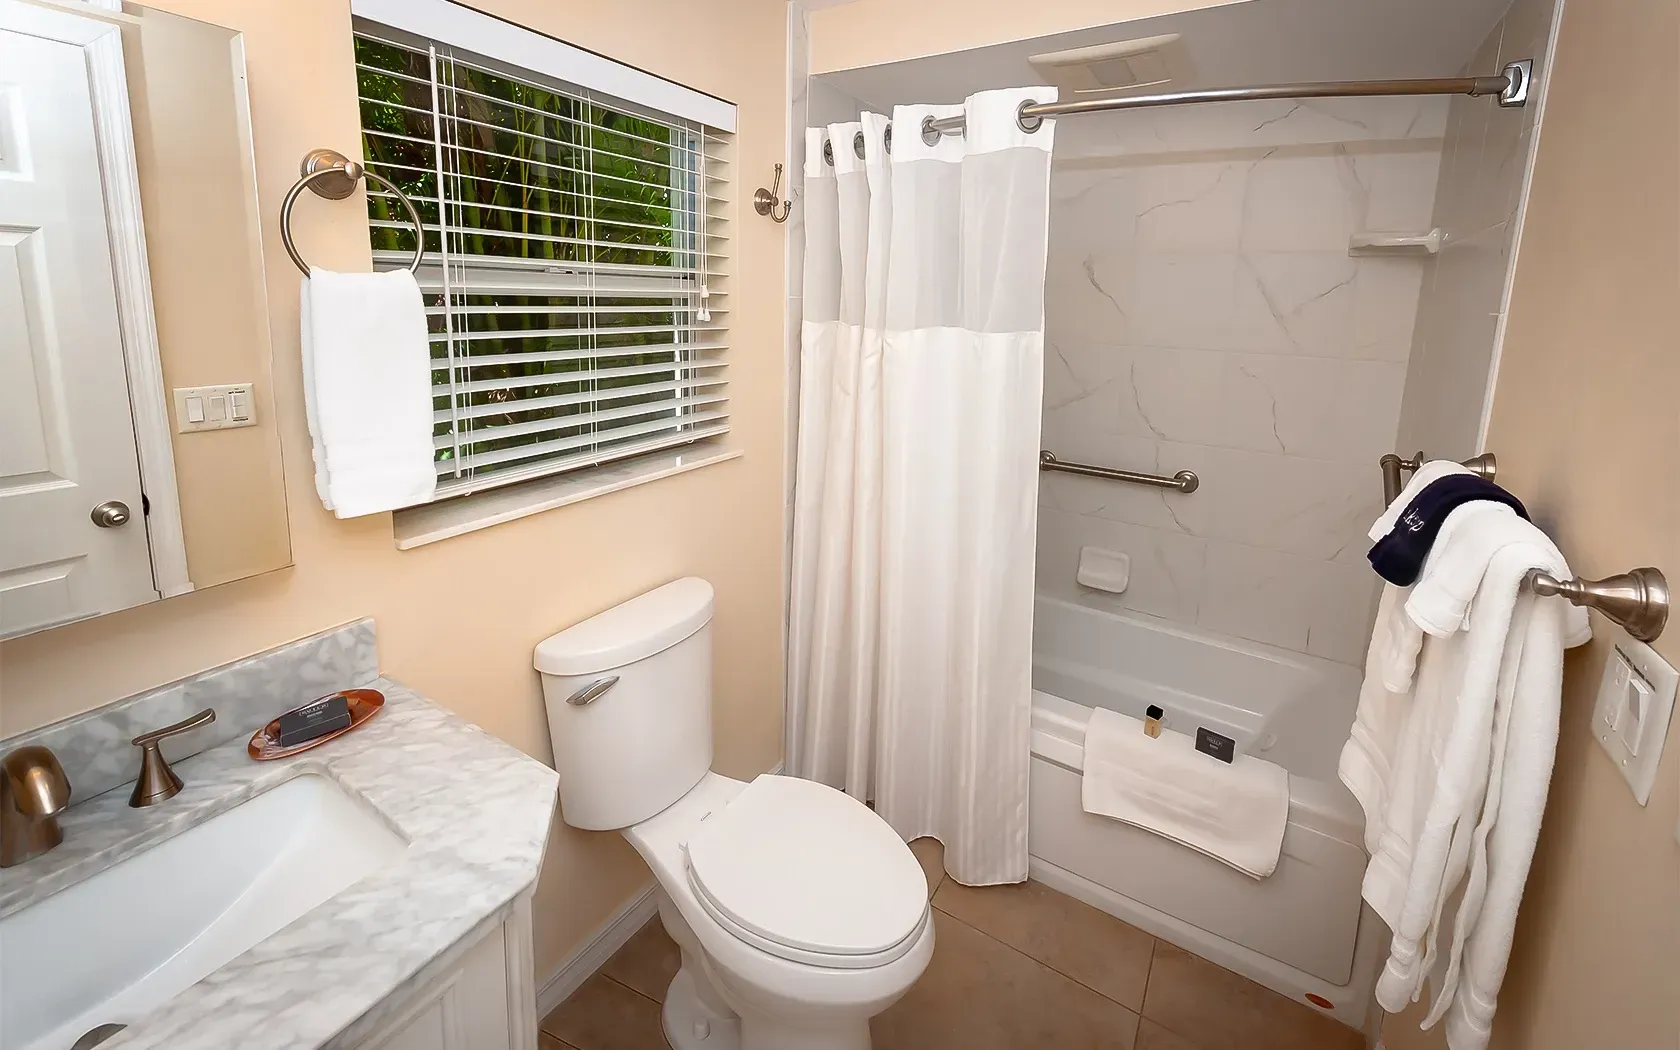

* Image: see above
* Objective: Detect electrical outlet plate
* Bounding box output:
[1590,619,1678,806]
[174,383,256,433]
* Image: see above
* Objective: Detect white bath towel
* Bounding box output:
[1081,708,1290,878]
[1340,508,1590,1050]
[300,268,436,517]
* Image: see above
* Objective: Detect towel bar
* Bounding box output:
[1039,450,1198,493]
[1529,567,1669,642]
[280,148,424,276]
[1379,450,1497,506]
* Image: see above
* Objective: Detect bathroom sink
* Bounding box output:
[0,773,408,1050]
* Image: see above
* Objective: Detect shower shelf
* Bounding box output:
[1348,228,1444,256]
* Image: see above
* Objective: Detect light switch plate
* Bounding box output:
[174,384,256,432]
[1590,620,1677,806]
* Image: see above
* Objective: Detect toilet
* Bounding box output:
[536,578,934,1050]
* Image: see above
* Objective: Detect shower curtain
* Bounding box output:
[788,89,1056,886]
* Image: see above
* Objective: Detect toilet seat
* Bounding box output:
[684,775,929,970]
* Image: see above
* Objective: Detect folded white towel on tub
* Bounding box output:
[1080,707,1290,878]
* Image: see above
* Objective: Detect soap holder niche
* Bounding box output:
[1077,546,1130,594]
[1349,228,1444,256]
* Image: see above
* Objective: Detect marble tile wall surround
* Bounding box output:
[1039,97,1448,666]
[1396,0,1558,461]
[0,619,377,804]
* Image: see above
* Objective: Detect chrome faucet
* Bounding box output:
[1,745,71,868]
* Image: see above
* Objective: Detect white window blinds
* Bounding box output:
[352,24,730,498]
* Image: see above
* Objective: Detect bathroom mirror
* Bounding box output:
[1,0,290,640]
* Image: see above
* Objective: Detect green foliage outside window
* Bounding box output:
[354,37,703,481]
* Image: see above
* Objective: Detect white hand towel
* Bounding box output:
[1081,707,1289,878]
[1369,459,1473,541]
[1401,502,1517,636]
[1407,505,1591,645]
[300,269,437,517]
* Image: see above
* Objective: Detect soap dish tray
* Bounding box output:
[249,688,384,761]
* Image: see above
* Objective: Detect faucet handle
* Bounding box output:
[129,708,216,808]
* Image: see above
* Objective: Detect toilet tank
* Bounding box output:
[535,577,714,831]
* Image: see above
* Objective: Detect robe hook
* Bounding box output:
[753,163,792,223]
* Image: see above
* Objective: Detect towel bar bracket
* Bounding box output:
[1529,567,1670,643]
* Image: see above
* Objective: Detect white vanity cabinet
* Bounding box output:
[359,898,540,1050]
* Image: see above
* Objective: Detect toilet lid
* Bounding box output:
[684,775,929,964]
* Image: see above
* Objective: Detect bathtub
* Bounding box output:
[1028,595,1387,1029]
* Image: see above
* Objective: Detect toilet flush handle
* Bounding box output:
[565,676,620,707]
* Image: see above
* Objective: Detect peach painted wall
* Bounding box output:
[1381,0,1680,1046]
[808,0,1244,75]
[0,0,788,979]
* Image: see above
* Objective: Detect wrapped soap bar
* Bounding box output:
[275,693,352,747]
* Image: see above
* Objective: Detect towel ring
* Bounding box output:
[280,148,424,276]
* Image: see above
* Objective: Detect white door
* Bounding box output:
[0,23,157,639]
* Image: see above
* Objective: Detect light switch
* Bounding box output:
[173,384,257,433]
[1617,672,1655,756]
[1591,623,1678,806]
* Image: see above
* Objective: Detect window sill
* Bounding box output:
[392,442,744,550]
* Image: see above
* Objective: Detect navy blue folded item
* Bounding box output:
[1368,474,1529,586]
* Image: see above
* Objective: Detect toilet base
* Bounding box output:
[663,967,742,1050]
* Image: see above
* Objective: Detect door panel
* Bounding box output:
[0,27,155,638]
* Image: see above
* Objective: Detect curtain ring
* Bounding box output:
[853,130,865,159]
[884,123,892,154]
[822,138,834,166]
[1016,99,1046,134]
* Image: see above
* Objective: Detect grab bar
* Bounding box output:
[1039,450,1199,493]
[1379,451,1497,506]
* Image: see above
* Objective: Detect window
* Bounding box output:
[350,4,731,500]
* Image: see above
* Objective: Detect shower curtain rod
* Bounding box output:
[920,59,1533,142]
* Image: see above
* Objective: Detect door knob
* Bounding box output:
[90,501,131,528]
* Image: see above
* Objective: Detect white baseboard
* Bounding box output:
[535,881,659,1020]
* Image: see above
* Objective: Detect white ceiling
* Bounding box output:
[817,0,1519,111]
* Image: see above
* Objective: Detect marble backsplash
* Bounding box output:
[0,620,377,804]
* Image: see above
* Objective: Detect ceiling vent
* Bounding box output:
[1028,34,1189,94]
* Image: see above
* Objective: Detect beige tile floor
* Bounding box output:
[541,839,1362,1050]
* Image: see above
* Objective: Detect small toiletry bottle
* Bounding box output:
[1144,705,1164,738]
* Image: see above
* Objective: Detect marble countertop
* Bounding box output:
[0,679,559,1050]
